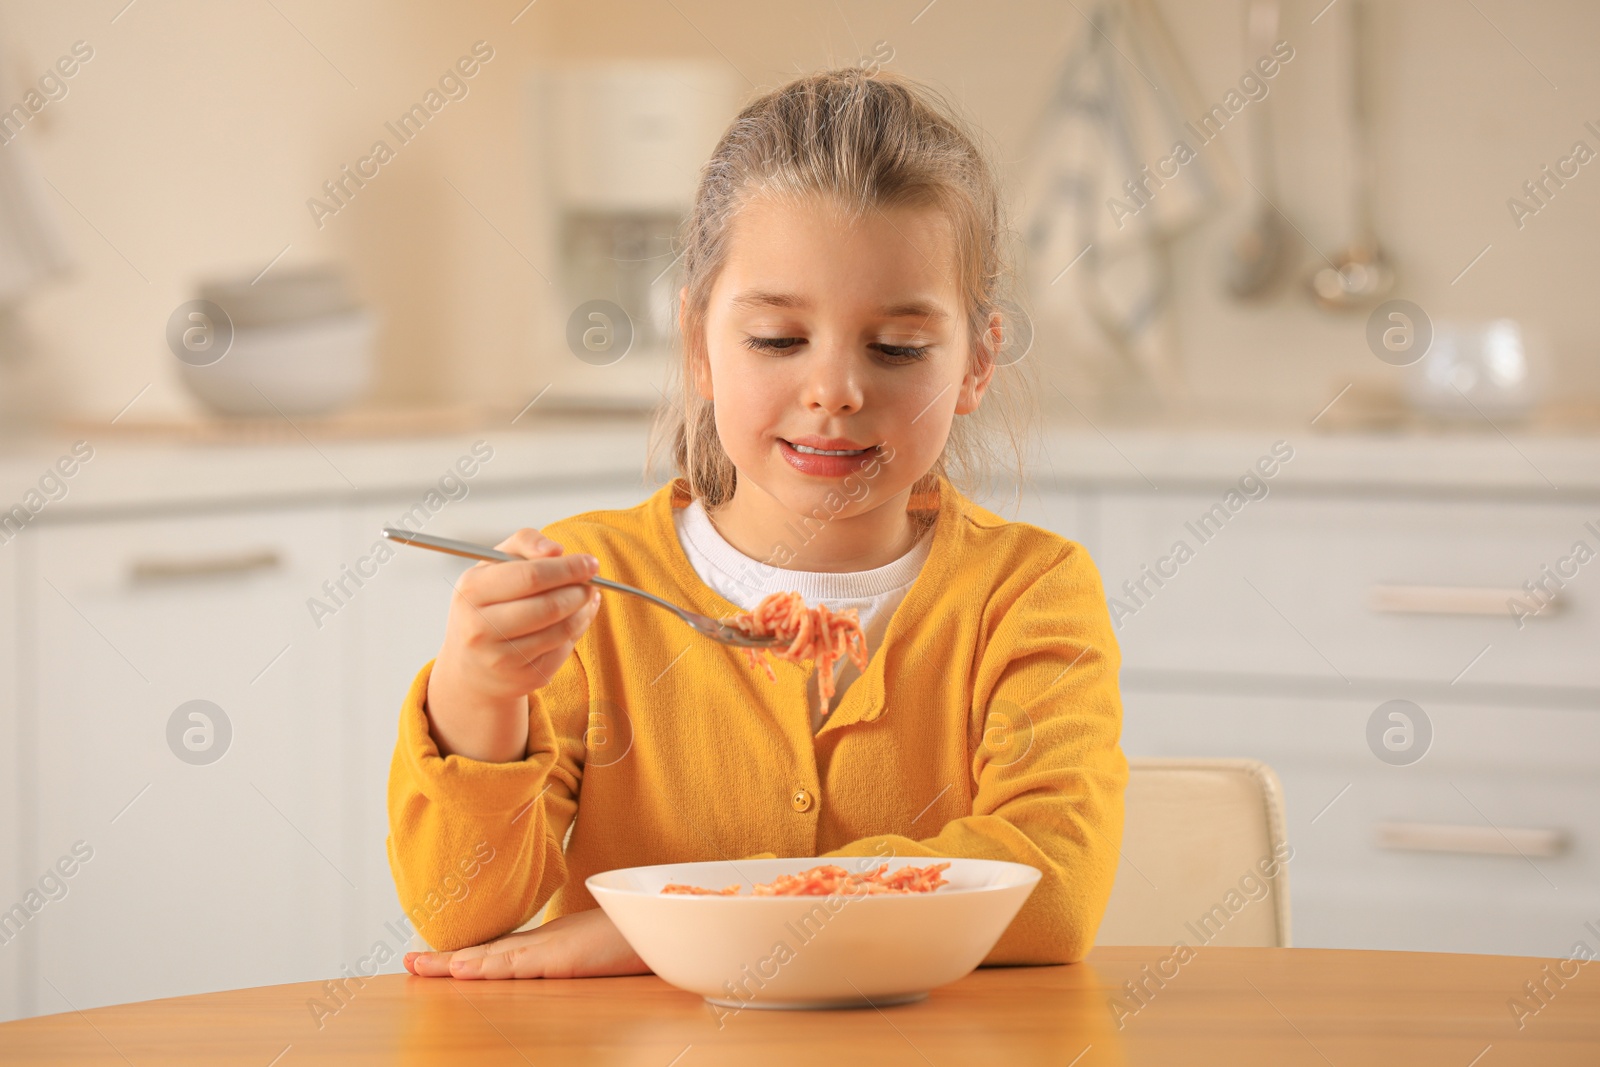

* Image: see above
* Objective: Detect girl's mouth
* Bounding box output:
[778,438,880,476]
[787,441,871,456]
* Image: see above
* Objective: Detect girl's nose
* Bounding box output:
[801,340,865,414]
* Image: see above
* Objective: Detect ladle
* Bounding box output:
[1224,0,1295,300]
[1308,0,1395,311]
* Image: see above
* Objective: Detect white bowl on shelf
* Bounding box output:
[178,309,376,418]
[587,856,1041,1011]
[1401,318,1549,421]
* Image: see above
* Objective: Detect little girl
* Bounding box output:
[392,67,1127,980]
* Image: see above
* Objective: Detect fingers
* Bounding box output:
[402,912,650,981]
[447,531,605,661]
[468,548,598,605]
[506,585,602,650]
[449,526,603,652]
[445,936,597,979]
[463,550,601,616]
[452,578,591,647]
[469,586,601,667]
[401,918,573,981]
[450,947,536,980]
[476,578,600,640]
[438,595,597,705]
[494,527,560,559]
[405,940,503,977]
[404,950,456,977]
[404,940,547,980]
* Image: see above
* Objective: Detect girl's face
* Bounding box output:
[688,192,996,525]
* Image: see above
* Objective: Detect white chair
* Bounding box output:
[1096,758,1292,948]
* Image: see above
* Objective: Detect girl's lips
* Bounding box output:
[778,437,878,477]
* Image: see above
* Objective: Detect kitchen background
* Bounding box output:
[0,0,1596,1025]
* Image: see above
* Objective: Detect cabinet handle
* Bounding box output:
[129,549,284,584]
[1375,820,1568,858]
[1367,584,1548,617]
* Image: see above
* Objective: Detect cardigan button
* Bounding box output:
[790,788,814,813]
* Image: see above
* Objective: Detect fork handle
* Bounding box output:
[380,526,693,623]
[588,575,693,620]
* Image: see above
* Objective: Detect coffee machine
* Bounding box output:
[529,60,742,410]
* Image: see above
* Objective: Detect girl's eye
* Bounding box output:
[742,336,802,352]
[740,336,932,362]
[874,343,931,362]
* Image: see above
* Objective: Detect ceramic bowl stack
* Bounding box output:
[179,264,376,417]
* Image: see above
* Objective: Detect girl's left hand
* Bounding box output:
[403,906,651,979]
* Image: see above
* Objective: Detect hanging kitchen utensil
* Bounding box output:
[1308,0,1395,311]
[1224,0,1296,300]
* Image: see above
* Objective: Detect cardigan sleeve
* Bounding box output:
[822,543,1127,965]
[385,649,588,951]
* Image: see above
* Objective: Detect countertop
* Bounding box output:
[0,405,1596,521]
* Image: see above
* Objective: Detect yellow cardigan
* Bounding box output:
[387,474,1128,965]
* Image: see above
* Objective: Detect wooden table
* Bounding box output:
[2,947,1595,1065]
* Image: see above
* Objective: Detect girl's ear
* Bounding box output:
[682,286,714,400]
[955,310,1002,414]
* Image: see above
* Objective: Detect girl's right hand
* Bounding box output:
[423,529,603,764]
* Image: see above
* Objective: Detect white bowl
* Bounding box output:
[178,310,376,418]
[1401,317,1549,420]
[587,857,1040,1011]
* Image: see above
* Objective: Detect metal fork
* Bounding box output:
[380,527,783,649]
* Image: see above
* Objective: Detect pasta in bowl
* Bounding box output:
[587,857,1041,1010]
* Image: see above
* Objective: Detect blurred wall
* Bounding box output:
[0,0,1594,425]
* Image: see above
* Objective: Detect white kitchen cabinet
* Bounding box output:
[1118,688,1600,957]
[342,480,654,959]
[23,506,350,1015]
[1014,484,1600,958]
[1093,491,1598,690]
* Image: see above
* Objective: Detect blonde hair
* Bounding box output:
[645,65,1038,515]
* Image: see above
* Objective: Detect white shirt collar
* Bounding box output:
[673,496,932,606]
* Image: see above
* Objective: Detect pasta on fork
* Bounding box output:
[720,591,869,719]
